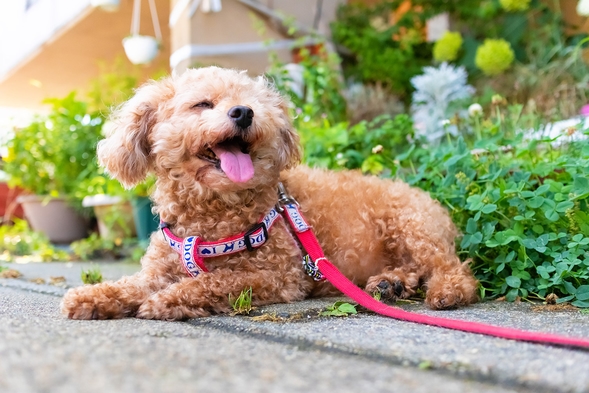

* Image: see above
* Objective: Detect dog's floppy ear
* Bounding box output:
[97,79,172,188]
[276,101,302,170]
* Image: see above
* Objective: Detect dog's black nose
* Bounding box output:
[228,106,254,129]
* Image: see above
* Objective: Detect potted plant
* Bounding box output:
[123,0,162,65]
[2,93,103,243]
[75,168,158,242]
[129,175,158,243]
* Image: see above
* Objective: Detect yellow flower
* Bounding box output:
[433,31,463,62]
[2,147,15,163]
[499,0,531,12]
[475,39,515,75]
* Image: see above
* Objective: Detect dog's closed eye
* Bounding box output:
[192,101,214,109]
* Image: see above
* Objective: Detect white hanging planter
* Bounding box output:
[123,35,160,64]
[124,0,162,64]
[91,0,120,12]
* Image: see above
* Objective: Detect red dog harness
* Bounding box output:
[161,184,589,349]
[160,208,281,277]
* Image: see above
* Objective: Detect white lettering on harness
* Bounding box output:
[285,204,310,232]
[182,236,202,277]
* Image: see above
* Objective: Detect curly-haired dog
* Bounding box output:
[61,67,478,320]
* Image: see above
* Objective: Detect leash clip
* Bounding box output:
[276,182,298,212]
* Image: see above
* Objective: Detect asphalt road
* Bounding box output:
[1,261,588,393]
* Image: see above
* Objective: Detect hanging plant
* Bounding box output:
[123,0,162,65]
[90,0,120,12]
[123,35,160,65]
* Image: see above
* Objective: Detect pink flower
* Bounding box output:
[580,104,589,117]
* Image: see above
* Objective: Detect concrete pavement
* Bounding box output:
[1,261,588,393]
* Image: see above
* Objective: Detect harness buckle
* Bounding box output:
[244,222,268,252]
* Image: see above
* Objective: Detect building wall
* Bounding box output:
[169,0,345,75]
[0,0,91,82]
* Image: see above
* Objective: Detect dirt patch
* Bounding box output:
[531,303,579,312]
[0,269,22,279]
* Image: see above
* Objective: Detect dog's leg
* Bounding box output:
[60,271,170,319]
[136,267,310,320]
[61,244,182,320]
[423,259,479,309]
[386,237,478,310]
[365,193,478,310]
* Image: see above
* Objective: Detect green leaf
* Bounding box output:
[444,152,469,168]
[486,238,500,248]
[563,281,577,295]
[556,295,575,303]
[555,201,574,213]
[527,196,544,208]
[481,204,497,214]
[506,288,519,301]
[536,266,551,279]
[466,218,477,234]
[337,303,358,314]
[576,285,589,301]
[506,276,521,288]
[521,191,535,198]
[544,210,559,222]
[573,176,589,194]
[535,184,550,195]
[522,238,536,249]
[571,299,589,308]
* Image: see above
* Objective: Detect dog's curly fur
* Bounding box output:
[61,66,478,321]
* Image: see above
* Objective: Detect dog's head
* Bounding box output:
[97,67,300,193]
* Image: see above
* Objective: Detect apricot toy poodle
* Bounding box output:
[61,67,478,320]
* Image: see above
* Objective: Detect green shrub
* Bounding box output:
[299,114,413,173]
[70,233,145,262]
[3,93,104,205]
[392,108,589,306]
[0,219,69,262]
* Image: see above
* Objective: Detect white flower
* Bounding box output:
[410,62,475,143]
[577,0,589,16]
[371,145,383,154]
[441,119,451,126]
[468,103,483,117]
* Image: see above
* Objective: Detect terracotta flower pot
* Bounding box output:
[0,182,24,221]
[17,195,88,243]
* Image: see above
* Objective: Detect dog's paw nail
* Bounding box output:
[393,280,404,297]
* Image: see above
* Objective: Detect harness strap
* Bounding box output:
[161,208,281,277]
[279,197,589,350]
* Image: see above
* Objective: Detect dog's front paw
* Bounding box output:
[365,275,413,302]
[425,272,478,310]
[365,279,404,301]
[61,285,124,320]
[136,293,209,321]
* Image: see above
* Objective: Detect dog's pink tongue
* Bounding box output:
[211,145,254,183]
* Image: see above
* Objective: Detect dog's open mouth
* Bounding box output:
[197,137,254,183]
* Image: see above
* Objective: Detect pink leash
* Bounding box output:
[277,192,589,349]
